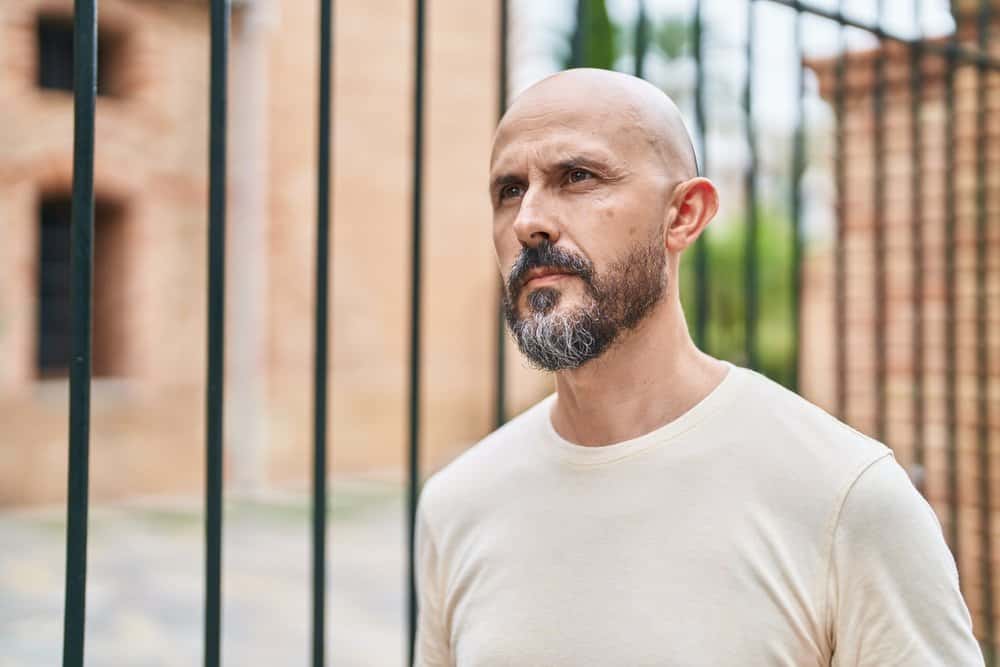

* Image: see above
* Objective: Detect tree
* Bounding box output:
[679,208,795,386]
[559,0,618,71]
[555,2,797,386]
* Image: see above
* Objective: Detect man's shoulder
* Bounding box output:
[730,366,894,484]
[418,393,553,526]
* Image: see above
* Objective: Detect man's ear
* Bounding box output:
[663,177,719,253]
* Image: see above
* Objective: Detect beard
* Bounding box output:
[502,230,667,372]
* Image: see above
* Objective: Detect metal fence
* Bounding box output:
[56,0,998,664]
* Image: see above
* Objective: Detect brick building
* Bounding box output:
[800,1,1000,645]
[0,0,550,505]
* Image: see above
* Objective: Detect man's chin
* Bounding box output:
[522,290,588,318]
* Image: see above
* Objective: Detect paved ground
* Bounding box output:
[0,478,408,666]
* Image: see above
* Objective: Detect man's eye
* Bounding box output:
[500,184,524,200]
[567,169,592,183]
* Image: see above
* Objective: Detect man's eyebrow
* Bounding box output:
[553,154,615,172]
[488,153,623,192]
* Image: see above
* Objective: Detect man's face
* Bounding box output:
[490,103,675,371]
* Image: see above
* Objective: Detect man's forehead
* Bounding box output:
[490,70,698,180]
[490,107,642,172]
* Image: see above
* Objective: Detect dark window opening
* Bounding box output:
[36,15,127,97]
[37,196,128,378]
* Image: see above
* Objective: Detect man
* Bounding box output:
[414,69,982,666]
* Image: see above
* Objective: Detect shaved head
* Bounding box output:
[492,68,698,181]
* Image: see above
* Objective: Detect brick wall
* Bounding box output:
[0,0,551,505]
[802,13,1000,646]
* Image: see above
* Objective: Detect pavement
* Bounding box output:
[0,478,409,666]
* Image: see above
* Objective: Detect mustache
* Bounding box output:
[506,241,593,299]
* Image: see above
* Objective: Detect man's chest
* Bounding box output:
[442,505,831,666]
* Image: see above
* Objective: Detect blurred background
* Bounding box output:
[0,0,998,664]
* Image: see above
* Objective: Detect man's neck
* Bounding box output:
[550,299,729,447]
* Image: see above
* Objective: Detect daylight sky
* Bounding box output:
[511,0,957,129]
[507,0,959,236]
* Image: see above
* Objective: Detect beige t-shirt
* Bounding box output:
[414,362,983,666]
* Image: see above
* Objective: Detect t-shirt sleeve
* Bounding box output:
[415,494,452,667]
[829,454,984,666]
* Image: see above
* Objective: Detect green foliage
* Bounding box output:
[557,4,797,388]
[560,0,618,70]
[679,208,795,386]
[652,17,691,60]
[561,2,692,72]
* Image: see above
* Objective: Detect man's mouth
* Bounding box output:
[522,267,576,289]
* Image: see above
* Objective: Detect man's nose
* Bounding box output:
[512,190,560,248]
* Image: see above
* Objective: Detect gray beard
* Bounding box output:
[503,233,667,372]
[508,290,604,371]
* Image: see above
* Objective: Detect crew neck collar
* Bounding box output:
[538,360,746,466]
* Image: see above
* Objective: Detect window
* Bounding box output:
[37,199,73,374]
[37,196,127,378]
[36,15,127,96]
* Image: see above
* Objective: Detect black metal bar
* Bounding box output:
[494,0,508,430]
[693,0,710,351]
[407,0,426,663]
[974,0,994,656]
[909,0,926,492]
[62,1,96,665]
[634,0,648,79]
[312,0,334,664]
[873,0,887,443]
[204,1,229,666]
[571,0,585,68]
[790,2,805,392]
[768,0,1000,69]
[743,0,758,371]
[833,1,847,422]
[943,2,960,565]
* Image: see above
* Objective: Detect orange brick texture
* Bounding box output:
[0,0,552,505]
[801,8,1000,650]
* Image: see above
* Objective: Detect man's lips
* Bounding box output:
[522,268,575,288]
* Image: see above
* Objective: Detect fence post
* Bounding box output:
[909,0,927,492]
[743,0,759,371]
[407,0,427,663]
[312,0,335,664]
[692,0,710,351]
[973,0,994,656]
[62,0,97,664]
[494,0,509,429]
[204,1,229,665]
[790,2,805,393]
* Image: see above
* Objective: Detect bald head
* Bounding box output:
[493,68,698,181]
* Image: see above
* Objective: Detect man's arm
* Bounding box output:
[829,454,984,666]
[415,496,452,667]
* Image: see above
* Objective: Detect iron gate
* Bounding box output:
[55,0,999,664]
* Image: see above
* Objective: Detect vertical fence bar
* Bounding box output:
[312,0,334,664]
[872,0,887,443]
[943,2,960,565]
[693,0,710,351]
[743,0,759,371]
[975,0,994,656]
[909,0,926,491]
[833,1,847,421]
[571,0,585,68]
[494,0,508,429]
[61,1,97,665]
[634,0,648,79]
[790,2,805,392]
[204,1,229,666]
[407,0,426,663]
